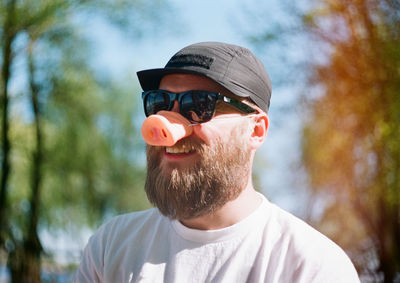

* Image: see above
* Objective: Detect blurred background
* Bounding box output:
[0,0,399,282]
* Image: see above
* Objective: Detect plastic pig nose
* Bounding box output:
[141,111,193,146]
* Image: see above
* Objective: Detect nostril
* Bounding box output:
[161,129,167,138]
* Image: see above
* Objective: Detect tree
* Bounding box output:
[300,0,400,282]
[1,0,171,281]
[0,0,18,251]
[244,0,399,281]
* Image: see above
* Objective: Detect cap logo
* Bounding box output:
[166,54,214,69]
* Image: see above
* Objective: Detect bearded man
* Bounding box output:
[74,42,360,283]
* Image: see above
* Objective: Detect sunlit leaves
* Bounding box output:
[301,0,400,280]
[1,0,169,277]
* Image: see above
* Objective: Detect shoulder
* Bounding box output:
[74,208,167,282]
[264,202,360,282]
[91,208,165,246]
[99,208,162,232]
[80,209,167,268]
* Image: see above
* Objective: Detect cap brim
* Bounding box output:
[137,68,211,91]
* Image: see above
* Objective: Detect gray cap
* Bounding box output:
[137,42,272,113]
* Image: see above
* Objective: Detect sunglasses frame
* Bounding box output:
[142,89,258,123]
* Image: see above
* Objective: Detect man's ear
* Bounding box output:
[249,113,269,150]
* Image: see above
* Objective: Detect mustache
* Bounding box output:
[147,136,206,154]
[171,137,205,150]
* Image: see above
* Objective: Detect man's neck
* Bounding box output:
[179,185,262,230]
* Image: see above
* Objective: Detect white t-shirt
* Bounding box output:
[74,194,360,283]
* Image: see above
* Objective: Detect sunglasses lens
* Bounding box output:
[180,91,216,123]
[143,90,219,123]
[144,91,172,116]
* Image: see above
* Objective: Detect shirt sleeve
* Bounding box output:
[72,227,107,283]
[309,248,360,283]
[288,239,361,283]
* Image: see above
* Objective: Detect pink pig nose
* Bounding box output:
[141,111,193,146]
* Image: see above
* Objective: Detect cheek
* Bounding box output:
[192,125,214,145]
[192,122,232,145]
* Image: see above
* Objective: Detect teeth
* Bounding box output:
[166,144,195,154]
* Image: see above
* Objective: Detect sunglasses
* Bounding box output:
[142,90,257,123]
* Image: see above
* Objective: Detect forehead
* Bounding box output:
[159,74,228,94]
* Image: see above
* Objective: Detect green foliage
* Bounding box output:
[1,0,170,279]
[300,0,400,281]
[2,0,151,231]
[243,0,400,280]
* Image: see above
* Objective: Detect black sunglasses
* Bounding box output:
[142,90,257,123]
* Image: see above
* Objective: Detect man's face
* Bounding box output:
[144,74,254,220]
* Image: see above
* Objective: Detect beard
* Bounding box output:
[144,123,252,220]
